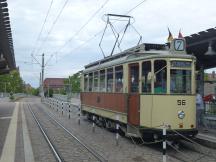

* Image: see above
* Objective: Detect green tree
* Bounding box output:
[0,70,24,93]
[66,71,82,93]
[32,88,39,96]
[204,73,209,81]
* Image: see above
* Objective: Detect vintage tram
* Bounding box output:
[80,38,198,140]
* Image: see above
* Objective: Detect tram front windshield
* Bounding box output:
[170,61,192,94]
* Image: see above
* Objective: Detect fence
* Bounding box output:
[53,93,80,102]
[0,92,9,97]
[204,102,216,115]
[203,102,216,129]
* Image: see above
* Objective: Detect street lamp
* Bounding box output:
[205,41,216,55]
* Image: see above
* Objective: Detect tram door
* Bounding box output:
[128,63,140,125]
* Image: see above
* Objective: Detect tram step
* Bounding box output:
[126,124,141,138]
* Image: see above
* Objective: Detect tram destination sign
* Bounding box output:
[171,61,191,68]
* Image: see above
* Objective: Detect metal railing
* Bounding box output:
[204,102,216,115]
[202,102,216,129]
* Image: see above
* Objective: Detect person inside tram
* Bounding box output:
[154,71,166,93]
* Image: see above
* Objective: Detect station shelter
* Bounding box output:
[0,0,16,75]
[185,27,216,96]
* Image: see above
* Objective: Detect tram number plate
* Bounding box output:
[177,100,186,106]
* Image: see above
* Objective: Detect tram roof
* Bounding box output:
[185,27,216,70]
[84,26,216,72]
[0,0,16,74]
[83,50,195,73]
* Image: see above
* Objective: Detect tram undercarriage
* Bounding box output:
[83,110,198,142]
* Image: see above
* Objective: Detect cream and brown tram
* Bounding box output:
[80,38,198,140]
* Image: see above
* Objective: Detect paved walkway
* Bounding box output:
[0,100,35,162]
[196,125,216,148]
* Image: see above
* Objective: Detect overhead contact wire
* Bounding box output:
[31,0,54,56]
[54,0,110,55]
[57,0,147,60]
[36,0,70,55]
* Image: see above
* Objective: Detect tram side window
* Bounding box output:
[142,61,151,93]
[107,68,113,92]
[129,64,139,93]
[115,66,123,93]
[88,73,93,92]
[99,70,106,92]
[93,71,99,92]
[154,60,167,94]
[84,74,88,91]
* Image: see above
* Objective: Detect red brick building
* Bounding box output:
[43,78,66,92]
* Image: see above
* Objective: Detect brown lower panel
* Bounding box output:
[81,92,128,113]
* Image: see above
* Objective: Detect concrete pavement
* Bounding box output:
[0,99,35,162]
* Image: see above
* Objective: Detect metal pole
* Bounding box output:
[62,102,63,115]
[92,115,95,132]
[48,84,50,97]
[200,65,204,97]
[39,72,41,96]
[163,126,167,162]
[41,53,45,97]
[78,104,81,125]
[57,101,58,112]
[69,77,72,98]
[116,115,120,146]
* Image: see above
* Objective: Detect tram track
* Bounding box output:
[38,98,216,162]
[165,140,216,162]
[28,104,63,162]
[27,103,107,162]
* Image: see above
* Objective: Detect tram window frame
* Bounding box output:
[154,60,167,94]
[115,65,123,93]
[88,73,93,92]
[170,60,192,94]
[107,68,114,92]
[93,71,99,92]
[84,74,89,92]
[170,69,191,94]
[129,64,139,93]
[142,61,152,93]
[99,69,106,92]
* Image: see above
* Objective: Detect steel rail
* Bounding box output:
[27,104,63,162]
[40,106,108,162]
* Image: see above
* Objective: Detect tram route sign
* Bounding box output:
[171,61,191,68]
[174,39,185,51]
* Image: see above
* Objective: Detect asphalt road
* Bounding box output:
[0,101,15,157]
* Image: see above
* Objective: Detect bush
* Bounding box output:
[9,93,14,100]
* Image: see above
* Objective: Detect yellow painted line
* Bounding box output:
[0,102,19,162]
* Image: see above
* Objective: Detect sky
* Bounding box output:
[6,0,216,87]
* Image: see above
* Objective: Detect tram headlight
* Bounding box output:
[178,110,185,119]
